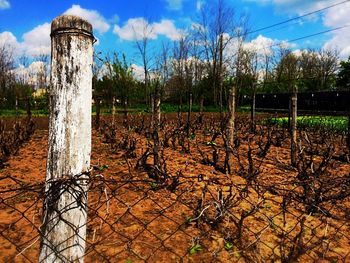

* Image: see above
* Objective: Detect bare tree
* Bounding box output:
[195,0,237,107]
[134,19,153,106]
[0,45,15,108]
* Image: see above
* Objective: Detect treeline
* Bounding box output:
[1,0,350,115]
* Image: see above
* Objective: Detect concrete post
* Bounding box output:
[39,15,94,262]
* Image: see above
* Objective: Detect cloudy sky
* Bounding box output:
[0,0,349,67]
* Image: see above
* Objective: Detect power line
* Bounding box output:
[257,24,350,52]
[247,0,349,36]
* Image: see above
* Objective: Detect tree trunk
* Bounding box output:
[39,15,94,263]
[291,85,298,167]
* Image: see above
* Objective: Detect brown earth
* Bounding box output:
[0,114,349,262]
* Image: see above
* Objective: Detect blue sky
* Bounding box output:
[0,0,349,68]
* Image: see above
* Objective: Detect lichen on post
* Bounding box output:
[39,15,94,262]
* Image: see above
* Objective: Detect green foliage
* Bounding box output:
[188,244,203,255]
[337,56,350,90]
[93,53,143,108]
[267,116,348,133]
[224,242,234,251]
[150,182,158,189]
[99,164,109,172]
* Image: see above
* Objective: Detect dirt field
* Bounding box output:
[0,114,349,262]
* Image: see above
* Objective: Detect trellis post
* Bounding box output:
[39,15,94,262]
[291,84,298,167]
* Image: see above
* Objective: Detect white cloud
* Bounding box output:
[0,23,52,57]
[246,0,335,15]
[114,18,157,41]
[0,5,107,58]
[153,20,183,40]
[13,61,49,86]
[165,0,183,11]
[131,63,145,80]
[0,0,10,10]
[247,0,350,58]
[113,18,183,41]
[322,1,350,58]
[64,4,110,34]
[0,31,19,50]
[21,23,51,57]
[244,35,276,55]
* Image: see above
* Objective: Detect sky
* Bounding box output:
[0,0,350,71]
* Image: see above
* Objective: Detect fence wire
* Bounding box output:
[0,114,349,262]
[0,172,349,262]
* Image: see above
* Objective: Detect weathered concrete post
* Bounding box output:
[39,15,94,262]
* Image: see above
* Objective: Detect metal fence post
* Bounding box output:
[39,15,94,262]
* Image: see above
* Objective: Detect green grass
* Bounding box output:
[0,109,48,117]
[267,116,348,133]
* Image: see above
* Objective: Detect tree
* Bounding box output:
[92,52,104,128]
[337,56,350,91]
[195,0,237,107]
[106,53,136,127]
[0,45,15,109]
[337,57,350,154]
[134,18,153,106]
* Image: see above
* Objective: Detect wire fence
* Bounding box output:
[1,170,349,262]
[0,114,349,262]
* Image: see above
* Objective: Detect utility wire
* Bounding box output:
[247,0,349,36]
[256,24,350,52]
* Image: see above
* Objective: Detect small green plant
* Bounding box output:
[150,182,158,189]
[99,164,109,171]
[125,260,133,263]
[185,216,193,224]
[188,244,203,255]
[189,133,196,140]
[224,242,234,251]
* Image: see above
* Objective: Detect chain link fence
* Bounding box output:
[1,166,349,262]
[0,114,349,262]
